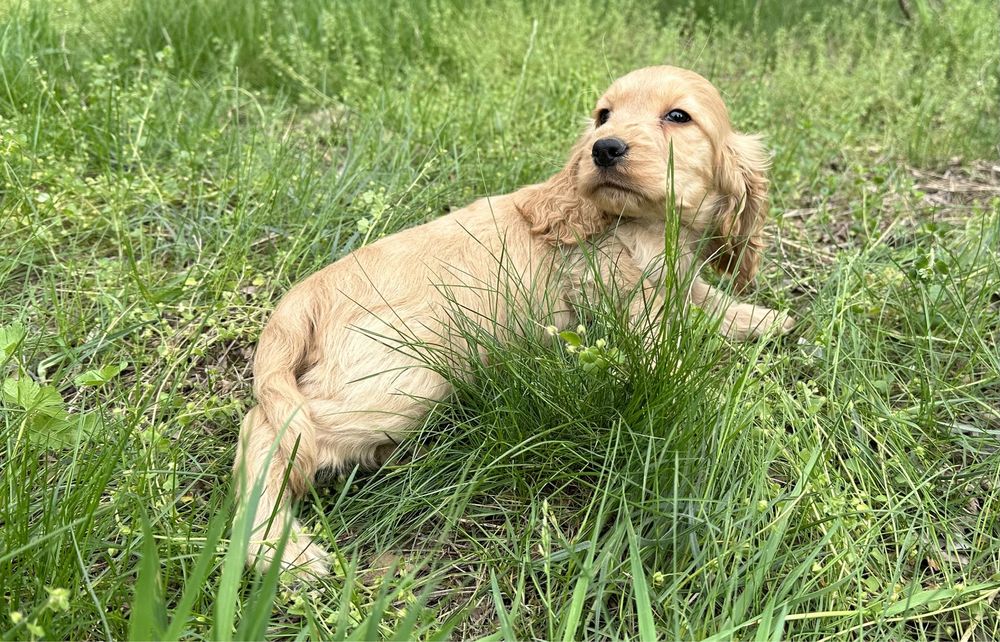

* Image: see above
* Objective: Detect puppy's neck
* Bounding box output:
[604,216,700,283]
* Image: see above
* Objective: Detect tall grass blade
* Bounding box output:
[626,517,657,642]
[128,513,167,641]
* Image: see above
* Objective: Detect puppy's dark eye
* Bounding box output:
[663,109,691,124]
[596,108,611,126]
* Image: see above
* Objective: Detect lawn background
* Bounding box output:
[1,0,999,639]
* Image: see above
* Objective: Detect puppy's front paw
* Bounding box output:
[250,531,331,579]
[722,304,795,341]
[282,533,331,578]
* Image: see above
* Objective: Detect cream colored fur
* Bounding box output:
[233,66,794,576]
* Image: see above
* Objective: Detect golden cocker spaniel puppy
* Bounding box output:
[235,66,793,575]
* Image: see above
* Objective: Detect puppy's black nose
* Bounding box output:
[592,137,628,168]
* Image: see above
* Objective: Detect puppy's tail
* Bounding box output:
[251,294,319,493]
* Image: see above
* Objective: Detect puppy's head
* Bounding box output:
[522,66,770,289]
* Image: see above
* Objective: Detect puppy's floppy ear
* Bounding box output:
[709,132,770,291]
[515,142,607,244]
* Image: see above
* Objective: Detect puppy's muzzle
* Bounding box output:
[592,137,628,168]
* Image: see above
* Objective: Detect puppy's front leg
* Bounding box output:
[689,278,794,341]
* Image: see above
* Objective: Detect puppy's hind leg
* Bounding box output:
[233,406,330,577]
[310,368,453,473]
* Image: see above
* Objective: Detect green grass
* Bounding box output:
[1,0,999,639]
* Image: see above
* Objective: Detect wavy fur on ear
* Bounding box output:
[514,144,608,245]
[708,132,770,291]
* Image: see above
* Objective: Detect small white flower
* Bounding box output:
[45,587,70,612]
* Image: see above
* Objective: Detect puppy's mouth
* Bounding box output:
[587,176,647,199]
[595,182,641,195]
